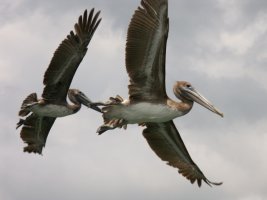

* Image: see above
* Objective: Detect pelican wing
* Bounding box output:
[42,9,101,103]
[143,121,222,187]
[19,114,56,154]
[126,0,168,102]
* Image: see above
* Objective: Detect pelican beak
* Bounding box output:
[77,93,102,113]
[182,86,224,117]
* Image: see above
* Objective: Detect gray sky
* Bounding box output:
[1,0,267,199]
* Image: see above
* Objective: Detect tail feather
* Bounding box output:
[97,94,126,134]
[18,93,38,117]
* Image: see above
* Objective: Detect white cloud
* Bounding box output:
[217,0,243,25]
[1,1,267,200]
[189,56,245,79]
[220,13,267,55]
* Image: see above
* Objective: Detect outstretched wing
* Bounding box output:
[42,9,101,103]
[143,121,222,187]
[126,0,168,102]
[19,114,56,154]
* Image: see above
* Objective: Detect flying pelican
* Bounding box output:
[95,0,223,187]
[16,9,102,154]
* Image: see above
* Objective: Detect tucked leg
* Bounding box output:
[97,118,126,135]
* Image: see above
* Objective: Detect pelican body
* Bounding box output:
[17,9,102,154]
[19,89,97,118]
[95,0,223,187]
[103,100,184,124]
[103,81,223,125]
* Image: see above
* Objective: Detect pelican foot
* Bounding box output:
[97,125,116,135]
[16,118,25,129]
[97,118,126,135]
[109,95,124,104]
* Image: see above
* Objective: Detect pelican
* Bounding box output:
[95,0,223,187]
[16,9,102,154]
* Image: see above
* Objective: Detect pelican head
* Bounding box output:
[173,81,223,117]
[68,89,102,112]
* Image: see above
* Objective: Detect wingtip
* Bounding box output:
[190,177,223,187]
[23,144,44,155]
[204,178,223,187]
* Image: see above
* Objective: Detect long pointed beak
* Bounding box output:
[77,93,102,113]
[182,86,224,117]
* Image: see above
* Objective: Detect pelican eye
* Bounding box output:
[78,91,85,96]
[186,84,192,88]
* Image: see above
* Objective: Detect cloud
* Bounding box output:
[220,12,267,55]
[1,0,267,200]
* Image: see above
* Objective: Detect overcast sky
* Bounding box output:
[1,0,267,199]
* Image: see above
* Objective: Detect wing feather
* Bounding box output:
[19,114,56,154]
[143,121,222,187]
[42,9,101,103]
[126,0,168,102]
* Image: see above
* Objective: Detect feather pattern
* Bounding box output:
[143,121,222,187]
[126,0,168,102]
[42,9,101,103]
[19,114,56,154]
[18,93,37,117]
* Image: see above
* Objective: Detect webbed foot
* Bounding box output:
[16,119,25,129]
[97,118,126,135]
[97,125,116,135]
[109,95,124,104]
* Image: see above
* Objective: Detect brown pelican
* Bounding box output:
[16,9,102,154]
[95,0,223,187]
